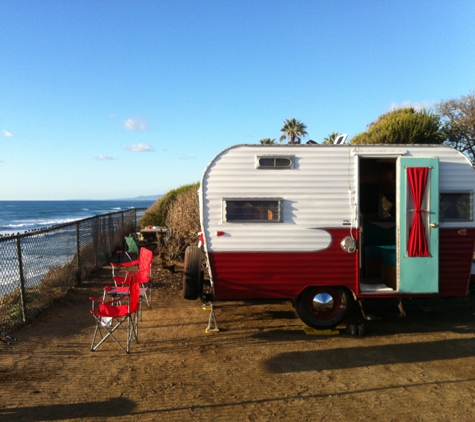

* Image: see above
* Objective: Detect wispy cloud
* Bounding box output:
[2,129,14,137]
[388,100,436,112]
[178,154,197,160]
[96,155,115,161]
[122,143,154,152]
[124,116,148,131]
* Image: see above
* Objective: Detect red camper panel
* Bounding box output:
[208,228,359,300]
[438,228,475,296]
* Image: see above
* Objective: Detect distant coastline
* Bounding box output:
[113,195,162,201]
[64,195,162,202]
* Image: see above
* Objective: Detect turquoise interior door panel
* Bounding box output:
[397,157,439,293]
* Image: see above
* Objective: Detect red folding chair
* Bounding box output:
[90,272,140,354]
[109,247,153,308]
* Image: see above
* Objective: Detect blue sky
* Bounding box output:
[1,0,474,200]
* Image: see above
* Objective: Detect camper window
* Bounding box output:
[223,199,282,222]
[440,192,473,221]
[256,155,294,169]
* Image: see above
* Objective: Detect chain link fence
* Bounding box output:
[0,208,145,333]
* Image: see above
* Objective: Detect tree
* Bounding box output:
[350,108,446,145]
[260,138,276,144]
[436,91,475,165]
[279,118,308,144]
[323,132,341,144]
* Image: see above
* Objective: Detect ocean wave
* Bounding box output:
[0,218,79,235]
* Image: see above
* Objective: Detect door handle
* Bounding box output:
[430,223,438,228]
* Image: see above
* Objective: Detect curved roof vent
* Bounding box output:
[334,134,348,144]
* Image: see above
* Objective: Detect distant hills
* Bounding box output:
[117,195,162,201]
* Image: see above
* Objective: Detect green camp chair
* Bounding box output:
[124,235,140,261]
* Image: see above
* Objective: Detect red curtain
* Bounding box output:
[407,167,430,257]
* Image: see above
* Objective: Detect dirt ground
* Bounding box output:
[2,254,475,422]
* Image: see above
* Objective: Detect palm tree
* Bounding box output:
[280,118,308,144]
[323,132,341,144]
[260,138,276,144]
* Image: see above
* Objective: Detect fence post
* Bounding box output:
[15,237,27,323]
[76,222,81,283]
[94,218,99,268]
[108,214,112,257]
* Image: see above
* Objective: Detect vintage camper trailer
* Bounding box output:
[183,144,475,329]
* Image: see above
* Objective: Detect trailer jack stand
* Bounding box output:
[397,299,406,317]
[203,302,219,333]
[358,300,380,321]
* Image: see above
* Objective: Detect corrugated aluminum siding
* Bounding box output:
[201,144,475,253]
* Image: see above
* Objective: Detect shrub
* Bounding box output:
[165,186,200,261]
[351,108,446,145]
[139,183,200,228]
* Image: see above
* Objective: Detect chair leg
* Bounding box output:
[91,315,135,354]
[131,311,139,344]
[142,283,152,308]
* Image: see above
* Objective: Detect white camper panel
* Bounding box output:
[201,144,475,254]
[416,146,475,228]
[201,145,357,253]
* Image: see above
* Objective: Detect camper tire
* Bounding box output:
[183,246,202,300]
[296,286,350,329]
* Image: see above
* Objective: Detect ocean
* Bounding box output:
[0,200,155,235]
[0,200,156,298]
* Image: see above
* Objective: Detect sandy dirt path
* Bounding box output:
[2,264,475,421]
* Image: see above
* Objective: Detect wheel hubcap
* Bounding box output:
[312,292,334,313]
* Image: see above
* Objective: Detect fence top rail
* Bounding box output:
[0,207,147,242]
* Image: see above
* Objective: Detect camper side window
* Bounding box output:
[223,199,282,222]
[256,155,294,169]
[440,192,473,221]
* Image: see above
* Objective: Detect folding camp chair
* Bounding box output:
[124,234,140,261]
[110,247,153,308]
[110,243,147,276]
[103,269,149,321]
[90,272,140,353]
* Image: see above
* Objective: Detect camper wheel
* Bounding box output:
[183,246,202,300]
[296,286,350,329]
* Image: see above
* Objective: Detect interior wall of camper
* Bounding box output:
[359,158,397,221]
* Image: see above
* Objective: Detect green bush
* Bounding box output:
[139,182,200,228]
[351,108,446,145]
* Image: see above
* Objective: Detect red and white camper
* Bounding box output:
[183,144,475,329]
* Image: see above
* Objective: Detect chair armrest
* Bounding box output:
[120,260,139,268]
[113,275,132,286]
[89,295,128,304]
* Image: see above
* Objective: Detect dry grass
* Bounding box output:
[1,263,77,331]
[139,183,199,228]
[165,187,200,261]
